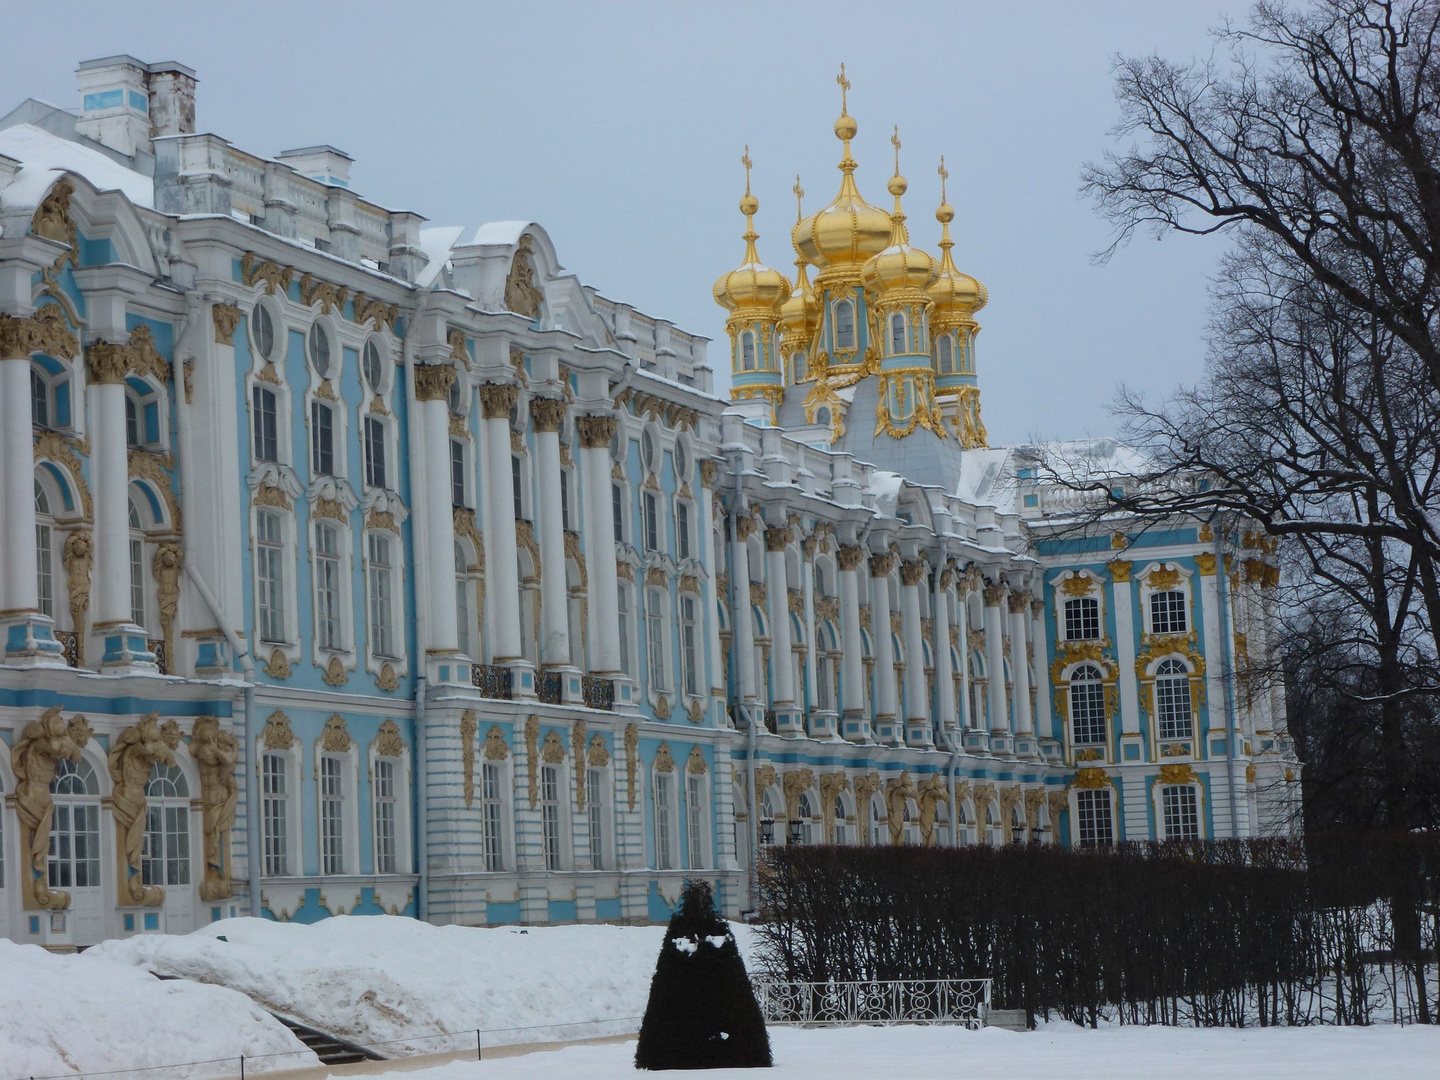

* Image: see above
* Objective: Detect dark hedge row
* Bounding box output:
[754,836,1440,1027]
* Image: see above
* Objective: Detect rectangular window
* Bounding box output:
[320,755,344,875]
[364,416,387,489]
[680,594,699,698]
[1064,597,1100,641]
[49,803,101,889]
[126,394,141,448]
[655,774,673,871]
[541,764,562,871]
[311,401,335,477]
[676,502,691,561]
[612,483,624,542]
[256,509,286,643]
[37,522,53,618]
[512,456,524,521]
[617,587,631,677]
[642,491,658,552]
[1150,590,1188,635]
[1070,681,1108,746]
[1162,785,1200,841]
[451,439,468,508]
[646,589,666,692]
[560,470,571,532]
[586,767,605,870]
[143,802,191,887]
[1075,789,1113,848]
[31,368,50,427]
[314,522,342,651]
[373,759,397,874]
[686,773,704,870]
[368,533,395,658]
[481,762,504,871]
[130,535,146,628]
[261,753,288,876]
[252,386,278,462]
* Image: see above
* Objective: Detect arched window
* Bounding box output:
[128,499,147,630]
[890,313,906,354]
[50,757,100,890]
[793,351,807,383]
[794,793,816,845]
[834,300,855,350]
[252,304,276,363]
[455,542,475,661]
[31,365,52,426]
[937,335,954,374]
[36,481,55,619]
[869,795,885,846]
[1064,596,1100,641]
[968,651,988,729]
[308,322,332,378]
[833,794,850,845]
[1150,589,1188,635]
[362,338,385,394]
[740,331,756,371]
[1069,663,1107,746]
[1155,657,1194,741]
[143,763,190,887]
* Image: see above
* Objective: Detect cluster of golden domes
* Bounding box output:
[715,72,986,331]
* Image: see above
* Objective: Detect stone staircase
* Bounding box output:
[269,1014,384,1065]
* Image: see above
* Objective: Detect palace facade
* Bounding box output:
[0,56,1299,948]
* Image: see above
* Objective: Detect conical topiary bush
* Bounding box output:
[634,879,772,1070]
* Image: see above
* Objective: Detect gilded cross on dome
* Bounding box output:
[836,63,850,115]
[741,145,752,194]
[891,126,901,174]
[938,155,949,201]
[793,175,804,221]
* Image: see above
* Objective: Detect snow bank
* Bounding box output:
[0,939,315,1080]
[91,917,763,1055]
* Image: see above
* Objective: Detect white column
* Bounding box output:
[1031,597,1054,744]
[530,397,570,667]
[1196,553,1226,735]
[933,568,956,738]
[901,559,931,746]
[0,350,38,615]
[765,526,794,707]
[479,383,521,662]
[699,463,725,711]
[801,536,822,730]
[732,517,757,701]
[415,364,459,655]
[956,580,973,729]
[1110,562,1142,739]
[87,343,141,637]
[1008,591,1035,749]
[870,553,898,742]
[577,414,621,674]
[983,582,1009,738]
[838,544,867,740]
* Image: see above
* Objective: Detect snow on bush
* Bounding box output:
[0,939,315,1080]
[93,916,759,1055]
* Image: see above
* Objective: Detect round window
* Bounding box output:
[252,304,275,361]
[674,438,690,479]
[309,323,331,376]
[362,339,383,392]
[641,428,657,472]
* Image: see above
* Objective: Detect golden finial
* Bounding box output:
[837,63,850,116]
[793,175,804,223]
[891,126,901,176]
[742,145,753,196]
[936,155,955,228]
[938,155,949,203]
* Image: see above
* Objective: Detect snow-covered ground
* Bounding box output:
[0,939,316,1080]
[359,1023,1440,1080]
[92,917,761,1055]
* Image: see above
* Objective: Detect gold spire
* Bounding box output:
[793,174,804,223]
[780,174,817,342]
[834,62,858,170]
[862,126,934,296]
[928,154,985,317]
[714,146,789,314]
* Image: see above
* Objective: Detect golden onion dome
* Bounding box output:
[713,155,791,314]
[793,108,892,271]
[861,166,937,296]
[927,195,987,318]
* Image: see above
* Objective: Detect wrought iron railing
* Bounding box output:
[582,675,614,711]
[764,709,778,734]
[148,638,168,675]
[55,630,79,668]
[537,670,563,705]
[472,664,513,700]
[750,978,990,1029]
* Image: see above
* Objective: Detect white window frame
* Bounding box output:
[539,763,567,871]
[366,531,398,660]
[937,333,954,374]
[645,586,670,694]
[315,744,359,877]
[49,756,101,892]
[1153,656,1196,742]
[679,592,700,699]
[1159,783,1202,841]
[142,762,192,889]
[617,584,634,678]
[259,746,301,877]
[653,769,678,871]
[311,516,354,659]
[36,481,56,620]
[585,764,611,871]
[480,759,511,872]
[1073,787,1115,848]
[369,742,412,875]
[1068,663,1108,748]
[128,497,149,632]
[254,506,294,646]
[686,769,708,870]
[363,414,389,490]
[740,330,756,371]
[834,299,856,351]
[889,312,906,354]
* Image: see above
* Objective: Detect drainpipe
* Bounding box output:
[403,291,432,921]
[1215,519,1241,837]
[726,450,758,913]
[174,293,262,916]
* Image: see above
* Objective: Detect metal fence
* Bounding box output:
[751,978,991,1029]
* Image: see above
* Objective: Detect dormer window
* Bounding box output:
[835,300,855,350]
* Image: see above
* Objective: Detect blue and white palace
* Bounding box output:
[0,57,1300,947]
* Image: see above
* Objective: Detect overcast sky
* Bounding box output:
[4,1,1237,446]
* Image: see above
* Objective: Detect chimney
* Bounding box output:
[75,55,196,158]
[276,145,353,189]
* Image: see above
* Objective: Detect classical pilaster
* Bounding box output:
[699,460,725,725]
[802,533,834,739]
[415,363,464,677]
[765,525,802,735]
[901,560,932,748]
[731,514,758,703]
[530,397,573,673]
[1031,597,1058,760]
[1109,560,1143,759]
[933,566,956,745]
[577,414,634,709]
[479,384,529,689]
[837,544,869,743]
[983,580,1012,756]
[870,552,899,745]
[1008,590,1036,757]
